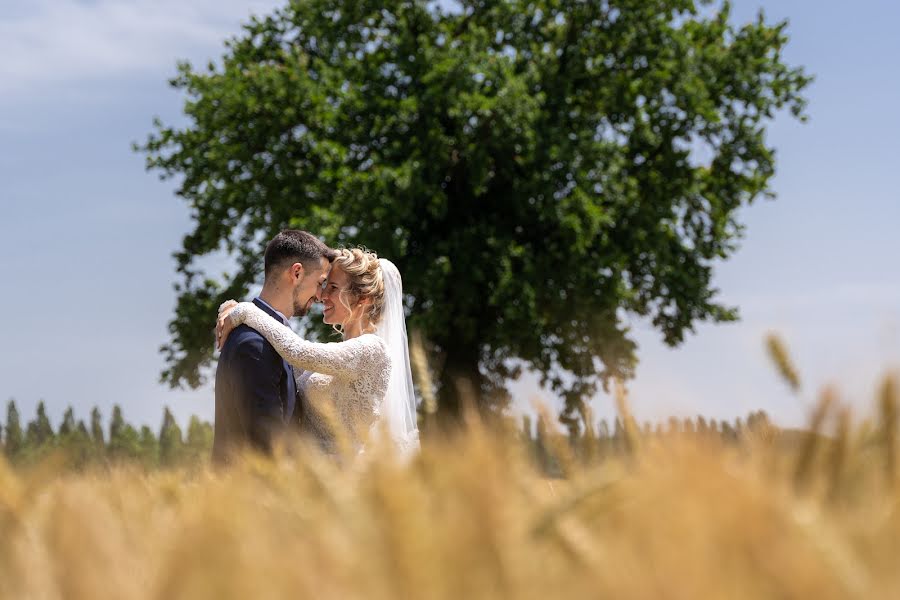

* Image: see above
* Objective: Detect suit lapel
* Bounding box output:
[252,298,296,422]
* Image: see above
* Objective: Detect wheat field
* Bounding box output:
[1,376,899,600]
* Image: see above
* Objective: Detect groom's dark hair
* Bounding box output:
[264,230,336,280]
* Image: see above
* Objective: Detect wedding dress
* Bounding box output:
[227,303,391,453]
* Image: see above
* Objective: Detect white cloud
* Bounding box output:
[0,0,282,97]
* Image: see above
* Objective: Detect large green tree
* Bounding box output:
[139,0,810,421]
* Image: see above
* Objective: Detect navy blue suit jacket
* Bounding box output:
[212,298,298,463]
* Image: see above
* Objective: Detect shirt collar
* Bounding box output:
[254,296,289,326]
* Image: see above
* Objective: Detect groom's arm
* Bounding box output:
[233,332,285,455]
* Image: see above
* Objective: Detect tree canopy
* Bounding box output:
[138,0,810,421]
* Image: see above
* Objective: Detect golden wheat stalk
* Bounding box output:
[765,332,802,393]
[879,373,898,488]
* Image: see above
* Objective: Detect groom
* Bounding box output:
[212,230,336,464]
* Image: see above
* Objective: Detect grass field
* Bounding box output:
[1,375,899,600]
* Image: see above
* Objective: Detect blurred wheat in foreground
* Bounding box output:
[2,379,900,599]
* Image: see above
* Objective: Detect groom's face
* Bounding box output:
[292,256,331,317]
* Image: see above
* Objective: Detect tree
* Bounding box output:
[26,401,55,449]
[138,0,810,422]
[108,405,141,461]
[697,415,708,435]
[721,421,737,442]
[61,419,96,469]
[57,406,84,465]
[108,405,126,453]
[90,406,105,448]
[59,406,76,438]
[4,400,23,460]
[139,426,160,469]
[185,416,213,463]
[159,407,185,467]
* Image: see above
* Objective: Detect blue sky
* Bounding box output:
[1,0,898,432]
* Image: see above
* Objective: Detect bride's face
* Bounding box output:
[319,266,358,326]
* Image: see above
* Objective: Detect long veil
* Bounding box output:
[373,258,420,454]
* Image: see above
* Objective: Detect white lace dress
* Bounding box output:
[228,302,391,453]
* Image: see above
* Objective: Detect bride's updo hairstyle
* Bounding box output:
[332,247,386,333]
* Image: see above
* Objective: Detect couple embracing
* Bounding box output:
[212,230,419,464]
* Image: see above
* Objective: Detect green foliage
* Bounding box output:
[0,397,781,475]
[60,418,98,469]
[109,405,144,462]
[4,399,23,459]
[108,405,125,455]
[524,409,775,476]
[90,406,105,448]
[185,415,214,464]
[0,401,213,470]
[26,401,55,450]
[59,406,76,438]
[139,426,160,469]
[159,407,185,467]
[139,0,811,422]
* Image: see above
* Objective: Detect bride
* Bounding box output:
[216,248,419,455]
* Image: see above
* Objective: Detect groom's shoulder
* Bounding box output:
[222,324,275,360]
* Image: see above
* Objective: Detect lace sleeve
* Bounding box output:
[229,302,384,377]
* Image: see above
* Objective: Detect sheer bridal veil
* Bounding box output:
[374,258,420,454]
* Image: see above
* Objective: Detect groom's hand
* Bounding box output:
[216,300,239,350]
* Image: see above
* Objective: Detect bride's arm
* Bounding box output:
[224,302,380,377]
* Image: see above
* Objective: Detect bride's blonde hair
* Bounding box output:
[332,247,386,334]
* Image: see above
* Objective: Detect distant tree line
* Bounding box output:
[523,410,775,477]
[1,397,774,473]
[0,399,212,469]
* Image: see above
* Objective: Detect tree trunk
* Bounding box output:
[436,344,483,425]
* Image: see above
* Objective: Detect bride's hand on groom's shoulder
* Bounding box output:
[216,300,239,350]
